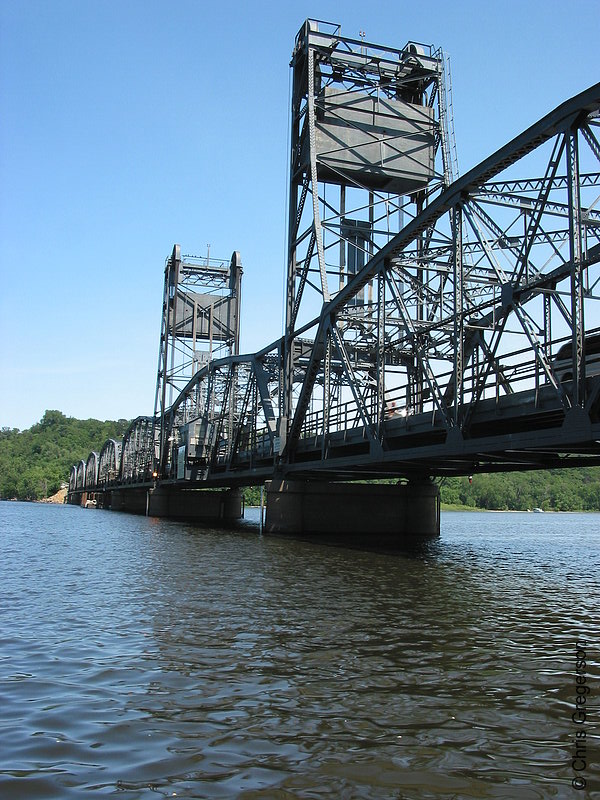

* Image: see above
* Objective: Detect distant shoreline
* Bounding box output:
[243,502,597,514]
[3,497,598,515]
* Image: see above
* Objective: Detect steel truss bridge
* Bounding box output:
[70,20,600,501]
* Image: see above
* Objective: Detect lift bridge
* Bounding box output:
[69,20,600,538]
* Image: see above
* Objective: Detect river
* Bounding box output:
[0,501,598,798]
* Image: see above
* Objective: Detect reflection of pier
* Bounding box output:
[69,20,600,541]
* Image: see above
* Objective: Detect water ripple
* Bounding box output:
[0,502,598,798]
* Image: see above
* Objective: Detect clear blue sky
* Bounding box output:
[1,0,598,430]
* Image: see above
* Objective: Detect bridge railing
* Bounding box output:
[296,325,600,445]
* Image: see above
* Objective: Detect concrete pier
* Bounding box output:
[264,479,440,542]
[77,487,243,522]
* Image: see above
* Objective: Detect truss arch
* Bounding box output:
[84,452,99,490]
[120,416,158,485]
[98,439,122,487]
[75,459,86,490]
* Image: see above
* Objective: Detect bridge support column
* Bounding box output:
[264,480,440,542]
[158,487,243,522]
[107,487,242,522]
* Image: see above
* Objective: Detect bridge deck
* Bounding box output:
[78,378,599,496]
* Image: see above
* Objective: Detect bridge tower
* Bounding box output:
[153,245,242,474]
[281,19,455,455]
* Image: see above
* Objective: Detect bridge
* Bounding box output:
[68,20,600,540]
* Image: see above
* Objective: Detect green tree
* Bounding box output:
[0,410,130,501]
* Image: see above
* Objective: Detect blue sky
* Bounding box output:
[1,0,598,430]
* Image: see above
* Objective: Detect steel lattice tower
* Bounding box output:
[153,245,242,476]
[281,19,454,453]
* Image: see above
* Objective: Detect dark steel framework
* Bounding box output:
[281,20,456,453]
[69,21,600,499]
[152,245,243,481]
[97,439,122,487]
[84,452,99,491]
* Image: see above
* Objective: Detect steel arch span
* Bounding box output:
[120,417,158,486]
[69,465,78,494]
[84,452,99,491]
[75,460,86,490]
[98,439,122,488]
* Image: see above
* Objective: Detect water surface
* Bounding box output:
[1,502,598,798]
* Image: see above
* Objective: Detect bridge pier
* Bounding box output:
[264,479,440,543]
[107,487,242,522]
[68,491,92,507]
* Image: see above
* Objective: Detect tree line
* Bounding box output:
[0,410,129,500]
[439,469,600,512]
[1,410,599,511]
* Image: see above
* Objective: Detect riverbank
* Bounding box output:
[39,487,67,504]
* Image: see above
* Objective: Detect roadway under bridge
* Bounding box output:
[69,20,600,541]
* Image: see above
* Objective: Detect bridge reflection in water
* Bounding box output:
[69,20,600,540]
